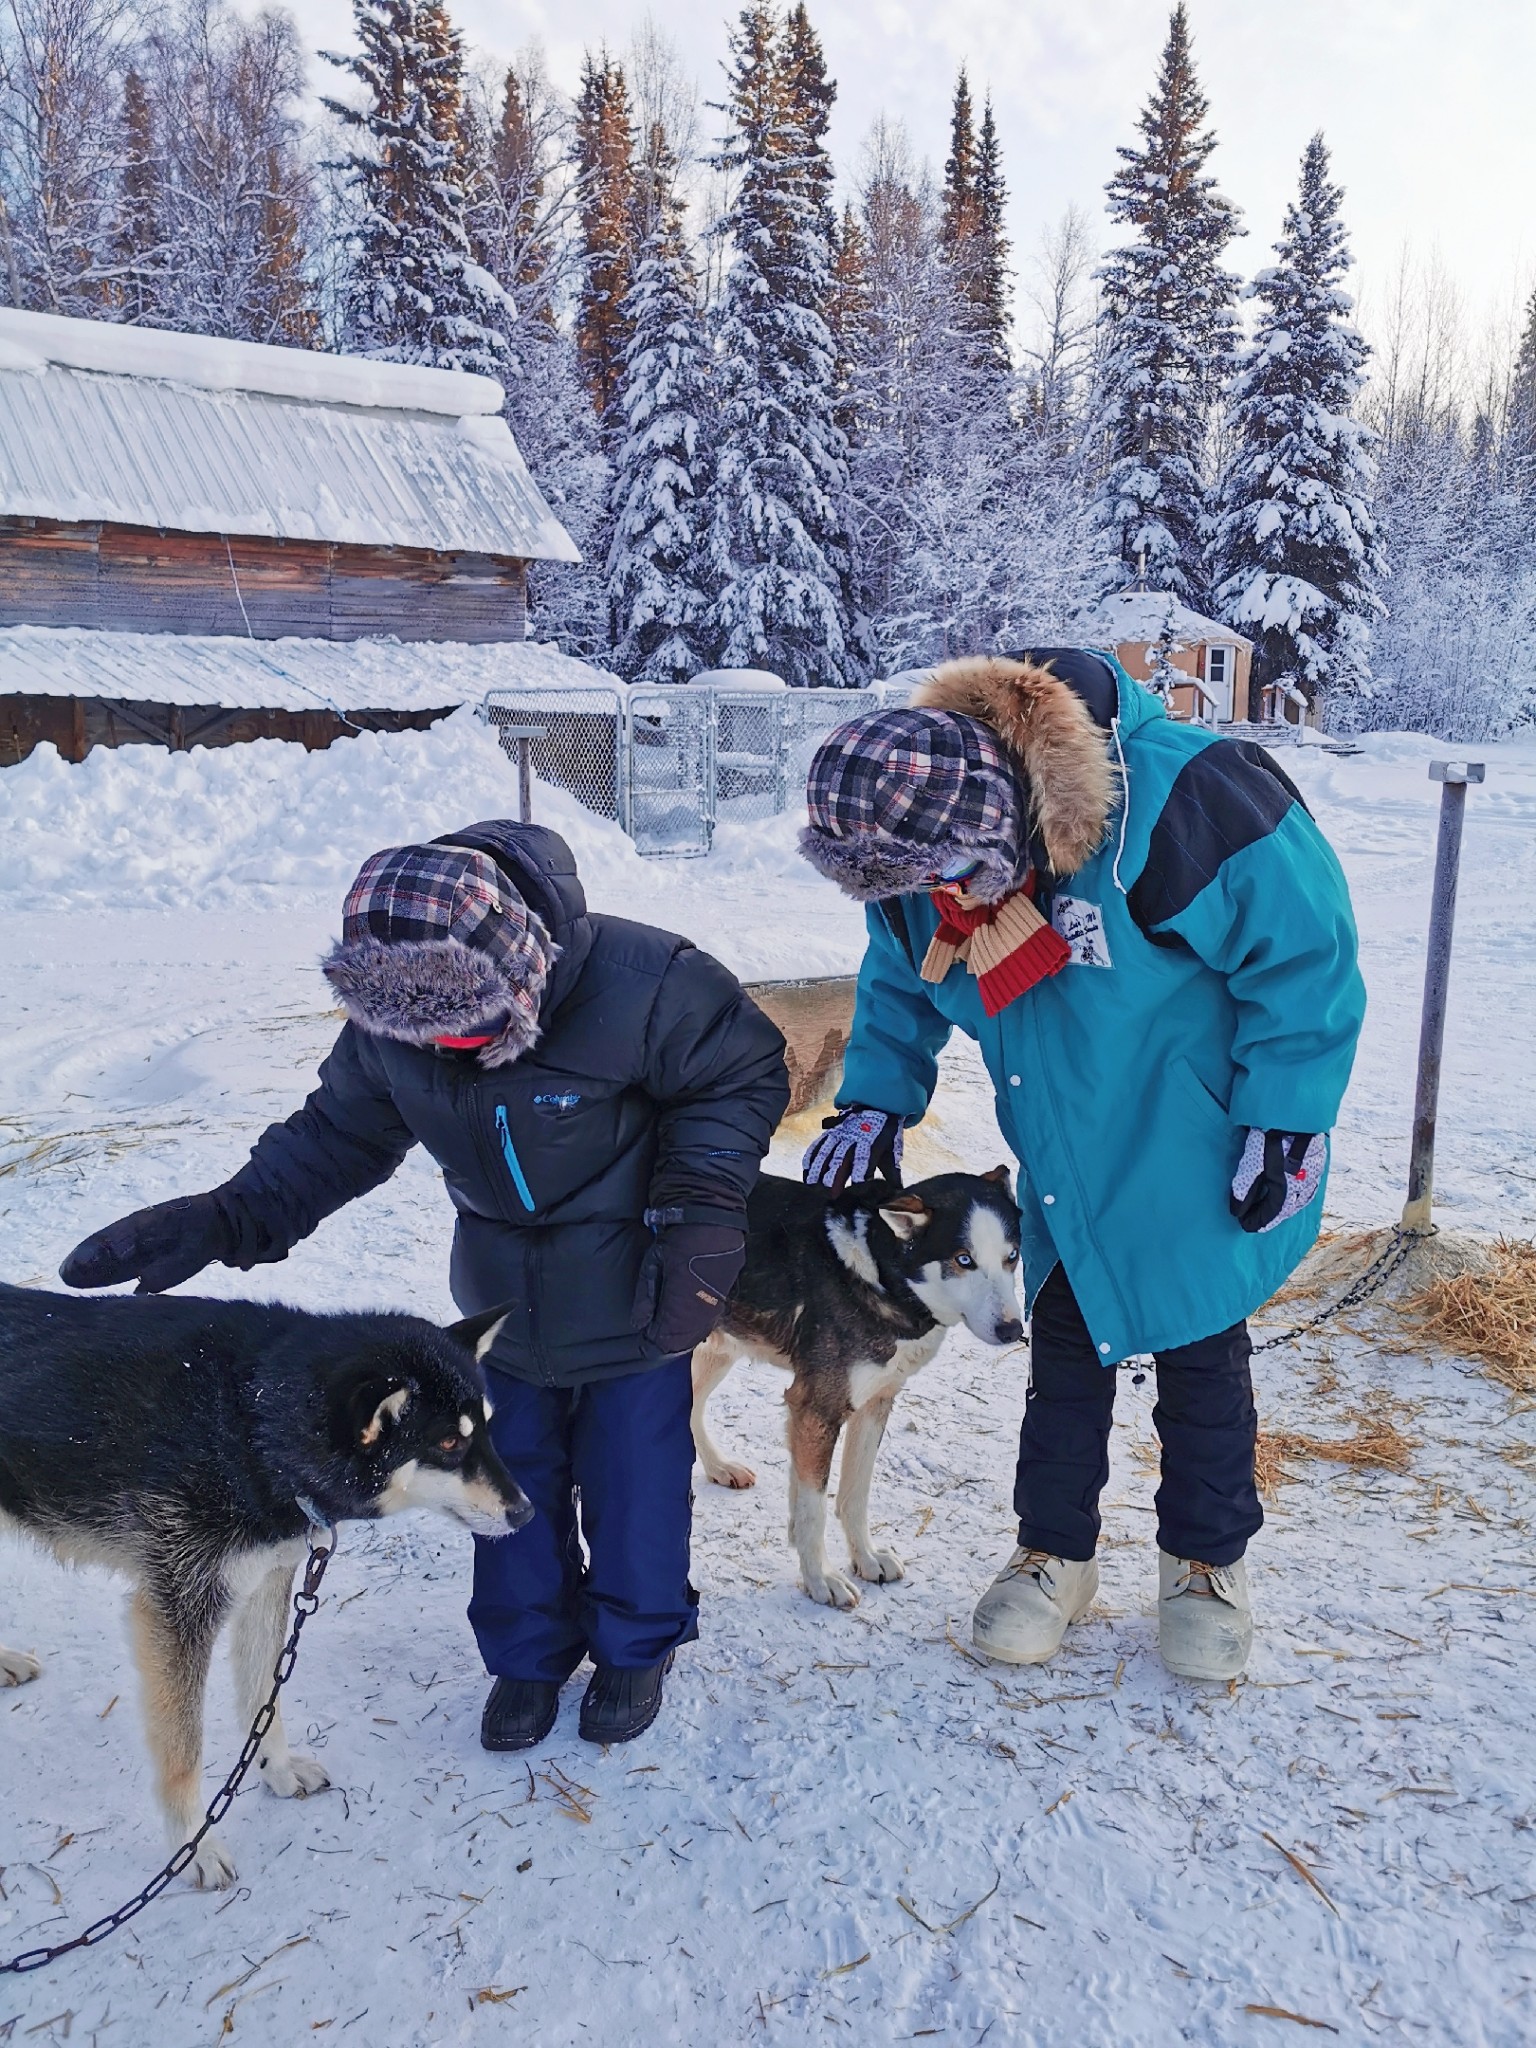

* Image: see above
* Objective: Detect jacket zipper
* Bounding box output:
[494,1104,537,1213]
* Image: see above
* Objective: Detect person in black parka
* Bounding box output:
[60,820,790,1750]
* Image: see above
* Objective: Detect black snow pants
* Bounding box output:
[1013,1264,1263,1568]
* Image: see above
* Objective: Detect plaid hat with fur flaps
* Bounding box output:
[322,837,556,1068]
[800,707,1031,905]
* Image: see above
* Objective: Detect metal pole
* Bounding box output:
[496,722,547,828]
[1401,758,1485,1235]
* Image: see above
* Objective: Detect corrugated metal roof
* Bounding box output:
[0,625,618,713]
[0,324,578,562]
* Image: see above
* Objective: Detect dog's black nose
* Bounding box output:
[997,1318,1024,1345]
[505,1493,535,1533]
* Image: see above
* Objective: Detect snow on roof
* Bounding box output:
[1086,590,1253,652]
[0,625,619,714]
[0,308,578,563]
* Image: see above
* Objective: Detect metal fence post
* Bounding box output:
[496,722,548,824]
[1401,757,1485,1235]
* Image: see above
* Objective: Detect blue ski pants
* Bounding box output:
[468,1355,700,1681]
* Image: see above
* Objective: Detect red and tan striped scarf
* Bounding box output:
[920,878,1070,1017]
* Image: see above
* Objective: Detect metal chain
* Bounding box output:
[1117,1227,1413,1379]
[1248,1227,1412,1353]
[1,1524,337,1977]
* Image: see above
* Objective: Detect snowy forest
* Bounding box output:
[1,0,1533,735]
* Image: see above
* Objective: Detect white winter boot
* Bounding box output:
[972,1549,1099,1665]
[1158,1552,1253,1681]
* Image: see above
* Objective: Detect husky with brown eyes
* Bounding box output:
[0,1284,531,1889]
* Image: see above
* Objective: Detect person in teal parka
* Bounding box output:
[797,648,1365,1681]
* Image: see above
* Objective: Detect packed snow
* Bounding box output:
[1,714,1533,2044]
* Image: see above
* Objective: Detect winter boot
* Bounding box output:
[1158,1552,1253,1681]
[481,1676,561,1752]
[972,1549,1099,1665]
[579,1654,674,1745]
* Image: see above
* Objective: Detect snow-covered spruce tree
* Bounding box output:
[1213,134,1383,719]
[701,3,862,687]
[969,99,1011,380]
[574,51,636,422]
[1508,288,1536,489]
[323,0,509,373]
[1089,3,1240,604]
[606,131,713,682]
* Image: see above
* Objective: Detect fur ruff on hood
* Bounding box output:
[322,931,552,1068]
[794,823,1019,906]
[914,655,1117,876]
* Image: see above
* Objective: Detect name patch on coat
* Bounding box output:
[1051,896,1113,968]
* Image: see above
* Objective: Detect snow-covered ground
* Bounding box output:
[1,715,1533,2044]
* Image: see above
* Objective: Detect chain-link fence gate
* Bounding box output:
[483,681,908,856]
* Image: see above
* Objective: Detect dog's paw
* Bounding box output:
[803,1569,860,1610]
[706,1460,757,1490]
[0,1646,42,1686]
[259,1750,331,1799]
[851,1546,904,1585]
[186,1832,238,1890]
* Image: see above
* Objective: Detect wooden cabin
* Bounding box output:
[1088,592,1258,726]
[0,308,582,763]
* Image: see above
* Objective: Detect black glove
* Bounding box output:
[802,1106,904,1192]
[644,1224,745,1355]
[59,1193,238,1294]
[1229,1130,1327,1234]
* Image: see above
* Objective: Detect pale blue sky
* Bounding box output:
[295,0,1535,356]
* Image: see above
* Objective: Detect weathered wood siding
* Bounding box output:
[0,694,455,766]
[0,519,529,642]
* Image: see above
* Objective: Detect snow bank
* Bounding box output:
[0,709,648,911]
[0,708,866,981]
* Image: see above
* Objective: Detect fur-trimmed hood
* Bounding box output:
[914,654,1118,877]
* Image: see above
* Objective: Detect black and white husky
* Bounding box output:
[692,1170,1023,1610]
[0,1282,530,1890]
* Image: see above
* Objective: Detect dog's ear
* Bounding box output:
[878,1193,932,1242]
[345,1376,413,1450]
[445,1302,514,1363]
[982,1165,1012,1185]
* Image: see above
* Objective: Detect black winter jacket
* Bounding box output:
[218,825,790,1387]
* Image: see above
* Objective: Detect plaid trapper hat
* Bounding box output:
[322,837,555,1068]
[800,707,1031,904]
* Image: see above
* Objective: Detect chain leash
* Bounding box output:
[1247,1226,1412,1354]
[1,1519,337,1977]
[1118,1227,1413,1382]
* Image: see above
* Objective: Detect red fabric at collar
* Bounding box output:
[434,1031,499,1049]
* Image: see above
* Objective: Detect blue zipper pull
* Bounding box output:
[494,1104,536,1213]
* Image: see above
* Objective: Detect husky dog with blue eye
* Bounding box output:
[0,1283,530,1890]
[690,1169,1023,1611]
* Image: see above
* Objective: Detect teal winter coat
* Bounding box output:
[837,658,1366,1362]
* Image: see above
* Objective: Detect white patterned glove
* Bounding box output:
[802,1106,904,1192]
[1230,1129,1327,1233]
